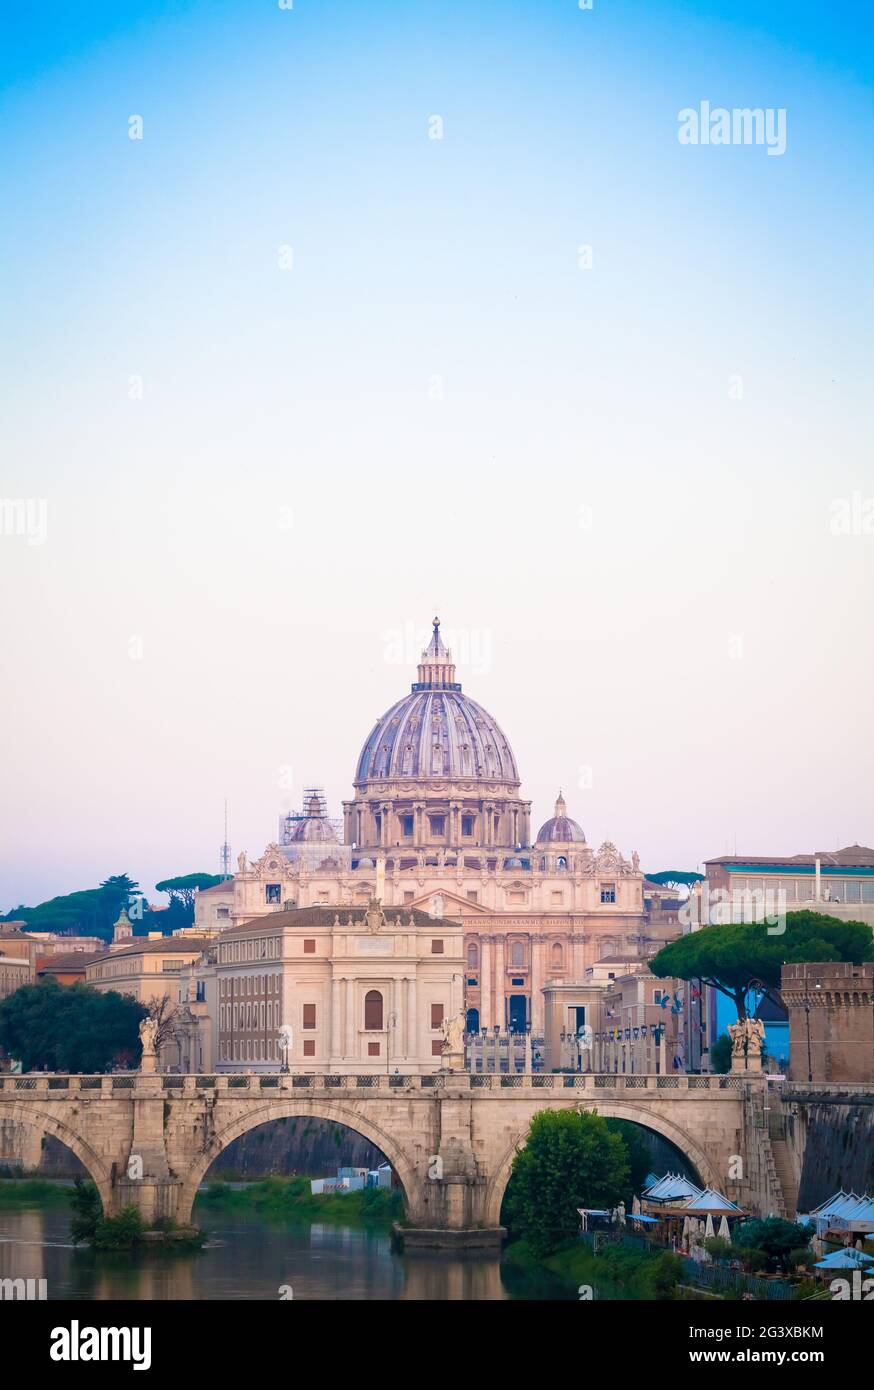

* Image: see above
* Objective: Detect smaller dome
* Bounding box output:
[284,789,338,845]
[536,792,585,845]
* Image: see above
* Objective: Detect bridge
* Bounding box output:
[0,1071,772,1244]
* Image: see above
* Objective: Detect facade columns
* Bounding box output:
[572,931,585,979]
[493,935,506,1030]
[530,935,544,1034]
[345,978,355,1057]
[331,977,342,1059]
[391,978,401,1060]
[407,976,417,1057]
[480,937,492,1032]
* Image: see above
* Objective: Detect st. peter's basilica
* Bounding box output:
[195,620,677,1036]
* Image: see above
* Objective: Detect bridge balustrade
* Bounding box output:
[0,1071,754,1098]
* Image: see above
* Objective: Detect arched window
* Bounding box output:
[557,855,568,870]
[551,942,564,969]
[467,943,478,968]
[511,941,524,967]
[364,990,383,1030]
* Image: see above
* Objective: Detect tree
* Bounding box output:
[604,1118,651,1203]
[649,911,873,1020]
[0,979,146,1072]
[503,1109,631,1256]
[710,1032,732,1074]
[155,874,223,912]
[148,994,178,1054]
[645,870,705,893]
[2,875,142,943]
[732,1217,814,1273]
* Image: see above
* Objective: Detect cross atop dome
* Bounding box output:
[414,616,460,691]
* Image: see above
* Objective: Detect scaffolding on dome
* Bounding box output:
[279,787,345,857]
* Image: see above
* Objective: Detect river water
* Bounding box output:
[0,1202,572,1301]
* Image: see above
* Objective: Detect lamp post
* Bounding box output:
[802,977,822,1085]
[650,1021,665,1076]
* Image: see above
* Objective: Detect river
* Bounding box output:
[0,1201,572,1301]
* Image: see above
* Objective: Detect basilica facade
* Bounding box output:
[196,620,676,1036]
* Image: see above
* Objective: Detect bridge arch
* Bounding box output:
[175,1099,421,1227]
[5,1103,114,1214]
[484,1100,721,1228]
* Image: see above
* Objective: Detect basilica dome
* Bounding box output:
[283,790,338,844]
[536,792,585,844]
[355,620,520,787]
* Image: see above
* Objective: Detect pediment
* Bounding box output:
[406,888,490,918]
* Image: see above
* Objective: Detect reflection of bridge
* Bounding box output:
[0,1072,770,1242]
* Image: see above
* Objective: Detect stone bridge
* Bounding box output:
[0,1071,769,1242]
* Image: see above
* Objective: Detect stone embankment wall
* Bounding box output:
[789,1101,874,1210]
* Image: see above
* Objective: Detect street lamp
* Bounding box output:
[802,978,821,1085]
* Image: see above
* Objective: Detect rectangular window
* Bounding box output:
[303,939,316,953]
[401,815,414,836]
[303,1039,315,1057]
[431,1003,444,1029]
[431,1040,443,1057]
[429,815,445,836]
[600,883,616,904]
[403,891,414,903]
[461,815,474,836]
[467,890,478,903]
[431,939,444,954]
[217,907,230,919]
[303,1004,316,1029]
[265,883,282,904]
[550,891,563,905]
[368,1041,380,1057]
[467,977,477,986]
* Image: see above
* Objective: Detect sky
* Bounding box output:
[1,1,872,911]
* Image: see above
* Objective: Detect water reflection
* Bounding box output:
[0,1204,572,1301]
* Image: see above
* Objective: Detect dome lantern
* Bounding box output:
[413,617,460,692]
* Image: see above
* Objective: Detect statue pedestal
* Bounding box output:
[140,1053,156,1075]
[443,1049,464,1074]
[731,1054,762,1074]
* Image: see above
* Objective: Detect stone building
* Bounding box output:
[213,901,463,1074]
[705,845,874,927]
[85,936,212,1009]
[196,619,676,1037]
[781,961,874,1084]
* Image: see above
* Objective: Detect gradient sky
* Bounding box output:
[1,1,872,911]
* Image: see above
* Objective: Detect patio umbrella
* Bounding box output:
[718,1216,730,1241]
[813,1248,874,1270]
[705,1214,715,1240]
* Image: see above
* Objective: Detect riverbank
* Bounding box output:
[196,1176,404,1228]
[0,1178,73,1205]
[503,1237,685,1300]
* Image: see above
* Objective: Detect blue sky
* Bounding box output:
[1,1,872,907]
